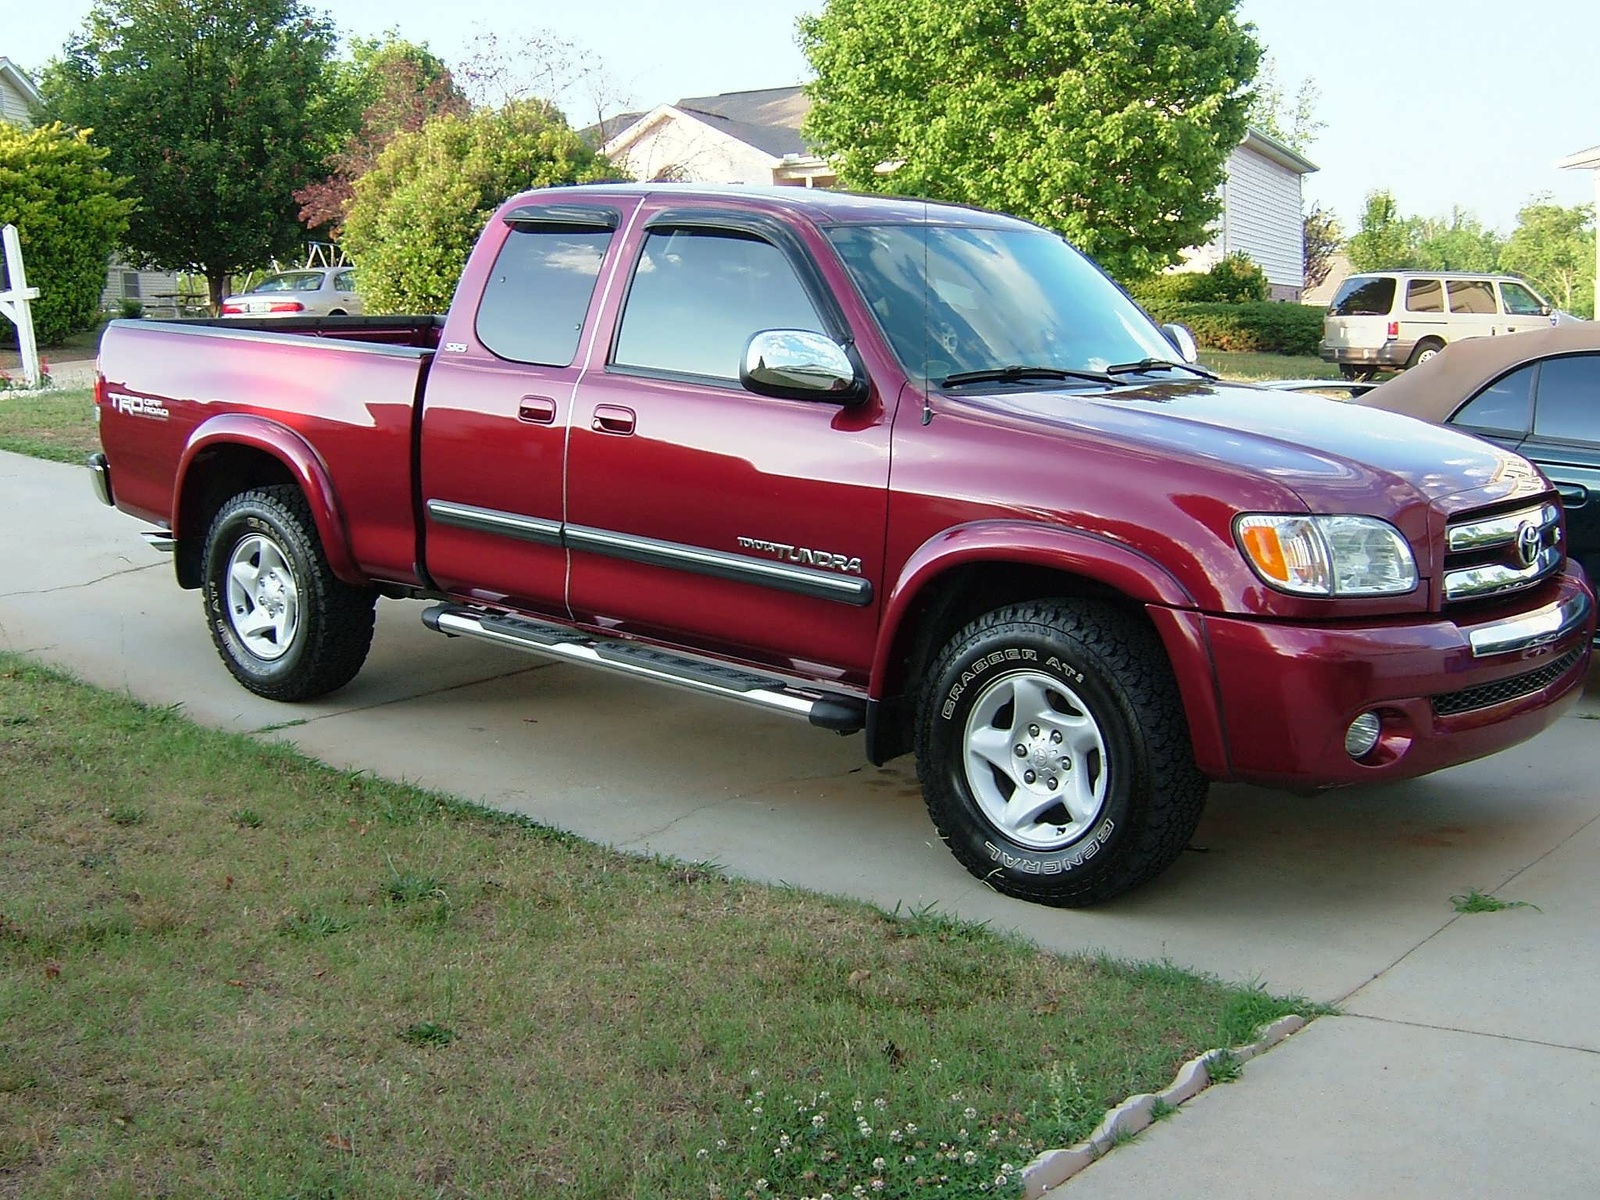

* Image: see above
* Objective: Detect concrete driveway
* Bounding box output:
[4,448,1598,1196]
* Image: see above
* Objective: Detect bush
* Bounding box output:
[342,101,620,314]
[0,122,132,346]
[1141,300,1325,357]
[1128,252,1269,308]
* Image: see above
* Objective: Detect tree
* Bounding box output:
[1500,197,1595,317]
[340,101,617,314]
[0,122,134,346]
[799,0,1261,281]
[39,0,345,311]
[1345,190,1421,272]
[1415,208,1501,273]
[1302,203,1342,288]
[294,35,470,236]
[1247,54,1325,153]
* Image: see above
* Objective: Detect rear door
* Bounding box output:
[419,200,639,617]
[1398,277,1447,350]
[1323,276,1396,353]
[564,209,893,682]
[1522,354,1600,586]
[1445,278,1499,342]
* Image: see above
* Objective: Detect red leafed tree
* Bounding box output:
[296,37,470,236]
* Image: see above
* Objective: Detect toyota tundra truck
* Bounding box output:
[88,184,1596,906]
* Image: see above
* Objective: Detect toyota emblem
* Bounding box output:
[1515,521,1543,568]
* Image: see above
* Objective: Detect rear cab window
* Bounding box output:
[476,221,616,366]
[1330,277,1396,316]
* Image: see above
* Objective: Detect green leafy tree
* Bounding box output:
[1247,54,1325,153]
[340,101,617,314]
[38,0,345,311]
[295,34,470,236]
[1302,203,1342,288]
[1415,208,1501,273]
[0,122,133,345]
[1346,190,1421,271]
[1500,196,1595,317]
[799,0,1261,280]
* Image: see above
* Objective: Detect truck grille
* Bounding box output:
[1441,502,1562,605]
[1432,648,1583,716]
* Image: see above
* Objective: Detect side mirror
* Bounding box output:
[1538,304,1552,317]
[1162,323,1199,365]
[741,330,865,403]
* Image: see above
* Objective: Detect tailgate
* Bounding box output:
[1322,315,1388,350]
[97,319,432,585]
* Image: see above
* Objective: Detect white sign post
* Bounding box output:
[1,224,43,390]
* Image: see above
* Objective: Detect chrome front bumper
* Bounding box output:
[1468,589,1594,657]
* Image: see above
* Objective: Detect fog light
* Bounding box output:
[1345,712,1382,758]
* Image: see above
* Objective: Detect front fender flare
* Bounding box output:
[173,414,363,585]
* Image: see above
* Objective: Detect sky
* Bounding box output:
[6,0,1596,235]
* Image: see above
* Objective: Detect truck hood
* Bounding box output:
[979,379,1546,516]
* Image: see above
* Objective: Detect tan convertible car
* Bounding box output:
[1358,323,1599,609]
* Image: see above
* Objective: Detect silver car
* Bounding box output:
[221,267,362,317]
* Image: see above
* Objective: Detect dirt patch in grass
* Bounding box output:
[0,655,1309,1198]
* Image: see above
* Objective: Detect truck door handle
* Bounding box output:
[1555,483,1589,508]
[592,405,636,435]
[518,396,557,425]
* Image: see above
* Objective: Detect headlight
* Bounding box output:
[1235,514,1417,597]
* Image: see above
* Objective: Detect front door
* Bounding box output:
[565,216,893,683]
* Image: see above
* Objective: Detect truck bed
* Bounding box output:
[96,316,442,587]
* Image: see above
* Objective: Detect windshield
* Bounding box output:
[826,223,1176,387]
[252,272,326,293]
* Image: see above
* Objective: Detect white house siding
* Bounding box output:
[0,77,33,127]
[1182,144,1307,300]
[613,111,779,185]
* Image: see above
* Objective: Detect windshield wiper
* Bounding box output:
[940,365,1114,388]
[1105,358,1218,380]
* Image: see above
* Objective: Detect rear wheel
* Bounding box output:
[1406,338,1444,369]
[915,600,1208,906]
[201,485,376,701]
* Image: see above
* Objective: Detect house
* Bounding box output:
[604,85,1315,298]
[0,55,183,315]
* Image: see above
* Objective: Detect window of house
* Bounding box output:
[1532,355,1600,444]
[122,271,141,299]
[612,228,825,380]
[1404,278,1443,313]
[1446,280,1497,314]
[1452,364,1535,435]
[475,224,614,366]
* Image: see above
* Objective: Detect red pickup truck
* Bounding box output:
[90,185,1595,906]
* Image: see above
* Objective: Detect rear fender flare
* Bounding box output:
[174,414,363,585]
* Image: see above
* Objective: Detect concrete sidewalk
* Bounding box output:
[4,448,1598,1197]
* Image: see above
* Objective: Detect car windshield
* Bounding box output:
[826,223,1176,387]
[251,272,326,293]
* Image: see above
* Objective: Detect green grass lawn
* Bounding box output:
[1199,350,1340,382]
[0,654,1311,1199]
[0,387,98,464]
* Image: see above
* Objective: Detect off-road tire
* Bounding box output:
[915,600,1208,906]
[201,485,376,701]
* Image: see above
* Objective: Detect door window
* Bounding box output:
[1404,279,1444,313]
[1500,281,1547,316]
[334,269,357,291]
[475,224,615,366]
[612,228,825,381]
[1532,355,1600,444]
[1445,280,1497,314]
[1452,364,1535,435]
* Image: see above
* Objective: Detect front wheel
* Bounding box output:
[915,600,1208,906]
[201,485,377,701]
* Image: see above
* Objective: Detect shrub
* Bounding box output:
[342,101,620,314]
[1142,300,1325,357]
[0,122,132,346]
[1128,252,1269,308]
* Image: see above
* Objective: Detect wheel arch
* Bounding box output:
[172,415,362,589]
[865,521,1224,771]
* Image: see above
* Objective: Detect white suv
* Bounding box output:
[1319,271,1561,380]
